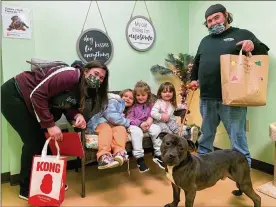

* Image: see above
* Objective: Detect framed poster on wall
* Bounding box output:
[126,15,156,52]
[76,28,113,65]
[2,4,32,39]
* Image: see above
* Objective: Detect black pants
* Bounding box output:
[1,78,47,194]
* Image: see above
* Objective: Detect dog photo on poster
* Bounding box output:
[2,4,32,39]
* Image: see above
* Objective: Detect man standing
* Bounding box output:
[190,4,269,168]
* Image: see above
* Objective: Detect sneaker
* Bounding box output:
[191,126,199,143]
[65,184,68,191]
[137,157,149,173]
[98,154,120,170]
[153,155,165,169]
[19,190,28,201]
[114,151,129,166]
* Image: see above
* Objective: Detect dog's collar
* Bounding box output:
[165,152,193,170]
[178,152,193,167]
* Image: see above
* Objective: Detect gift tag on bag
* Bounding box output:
[28,138,67,207]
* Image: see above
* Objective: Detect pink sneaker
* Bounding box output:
[114,151,129,166]
[98,154,120,170]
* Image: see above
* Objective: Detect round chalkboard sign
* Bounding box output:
[76,28,113,64]
[126,15,156,52]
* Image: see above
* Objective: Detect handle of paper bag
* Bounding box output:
[41,138,60,160]
[237,49,253,78]
[238,49,252,63]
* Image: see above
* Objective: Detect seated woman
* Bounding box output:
[86,93,134,169]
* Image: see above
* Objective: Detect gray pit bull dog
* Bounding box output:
[158,132,261,207]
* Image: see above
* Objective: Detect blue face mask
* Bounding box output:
[208,23,225,35]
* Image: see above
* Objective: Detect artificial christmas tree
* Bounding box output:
[151,53,194,110]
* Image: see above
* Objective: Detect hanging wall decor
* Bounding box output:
[76,1,113,64]
[126,1,156,52]
[77,28,113,64]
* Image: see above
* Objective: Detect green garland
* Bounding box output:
[150,53,194,83]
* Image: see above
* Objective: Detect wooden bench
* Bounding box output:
[74,91,187,197]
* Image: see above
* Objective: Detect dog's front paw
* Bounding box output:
[232,189,243,196]
[164,202,178,207]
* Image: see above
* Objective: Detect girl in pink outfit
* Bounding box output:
[151,82,181,134]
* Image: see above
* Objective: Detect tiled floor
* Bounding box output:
[2,154,276,206]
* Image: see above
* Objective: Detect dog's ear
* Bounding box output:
[187,139,196,152]
[157,132,168,139]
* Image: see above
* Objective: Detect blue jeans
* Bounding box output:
[198,99,251,167]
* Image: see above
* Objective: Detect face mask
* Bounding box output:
[208,23,225,35]
[86,74,101,88]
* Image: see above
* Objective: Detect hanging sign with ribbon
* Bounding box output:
[126,1,156,52]
[76,1,113,64]
[77,28,113,64]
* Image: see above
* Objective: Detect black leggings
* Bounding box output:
[1,78,47,194]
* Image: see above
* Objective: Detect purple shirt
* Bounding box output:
[126,103,153,126]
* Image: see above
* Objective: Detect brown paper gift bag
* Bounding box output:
[220,49,269,106]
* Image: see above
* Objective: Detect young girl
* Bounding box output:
[87,93,132,169]
[151,82,181,135]
[126,81,163,173]
[119,89,134,115]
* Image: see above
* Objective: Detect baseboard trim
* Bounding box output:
[214,147,273,175]
[1,172,10,183]
[2,148,273,185]
[251,158,274,175]
[10,174,20,186]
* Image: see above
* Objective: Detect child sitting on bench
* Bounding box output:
[86,93,133,170]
